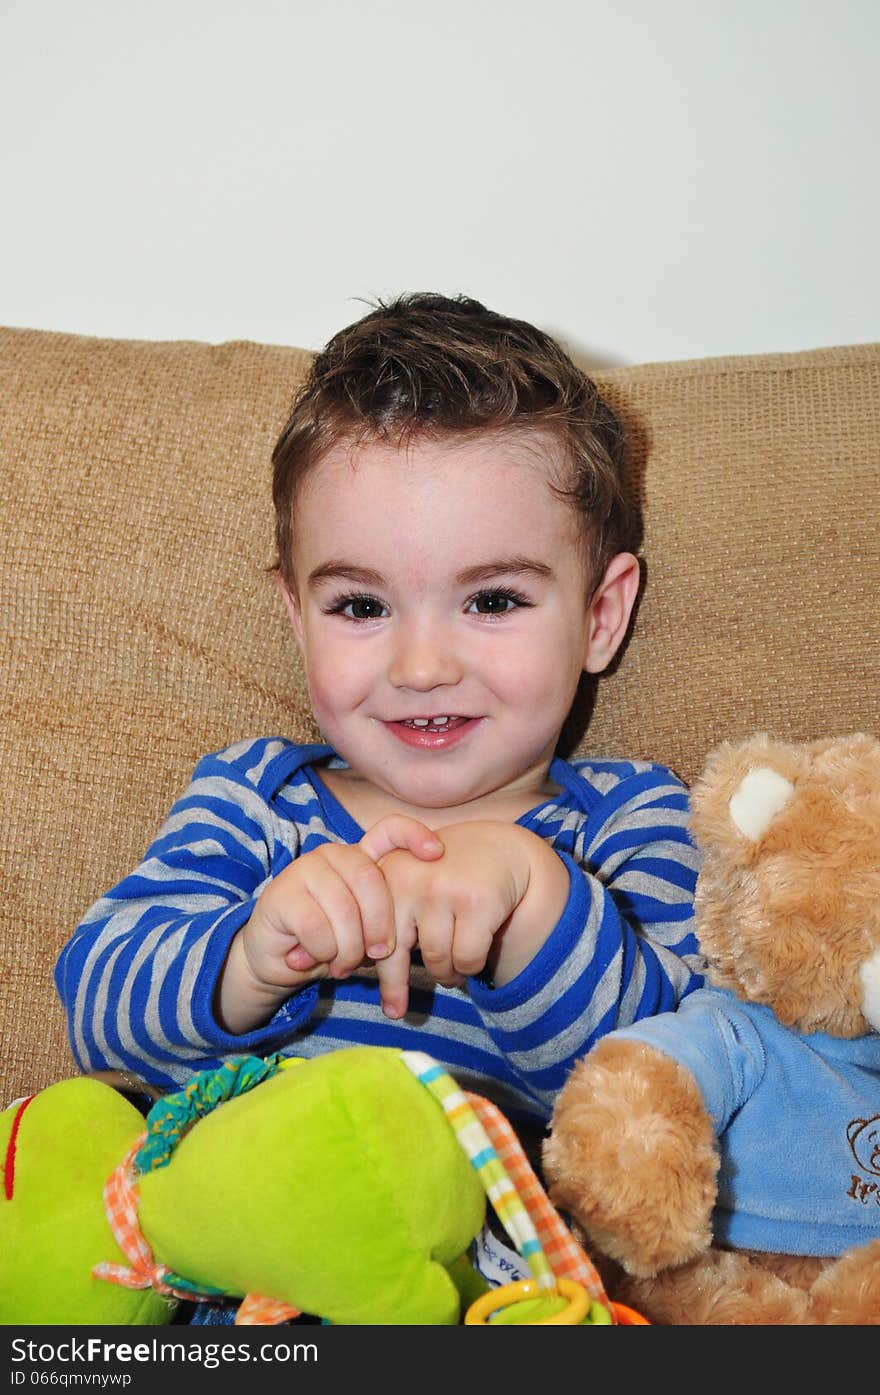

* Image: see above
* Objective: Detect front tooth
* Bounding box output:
[412,718,430,727]
[431,716,449,725]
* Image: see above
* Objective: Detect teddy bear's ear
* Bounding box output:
[861,951,880,1032]
[728,766,795,841]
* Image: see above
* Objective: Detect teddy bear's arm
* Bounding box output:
[543,1038,719,1277]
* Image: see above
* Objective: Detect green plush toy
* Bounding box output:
[1,1046,613,1326]
[0,1075,171,1325]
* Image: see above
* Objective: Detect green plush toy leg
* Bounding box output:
[352,1252,469,1326]
[446,1252,491,1310]
[0,1079,173,1325]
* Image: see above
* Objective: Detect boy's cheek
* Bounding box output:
[305,656,364,721]
[305,671,339,721]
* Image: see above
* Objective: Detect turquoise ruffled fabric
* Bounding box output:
[135,1054,284,1174]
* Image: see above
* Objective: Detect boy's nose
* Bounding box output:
[387,625,463,692]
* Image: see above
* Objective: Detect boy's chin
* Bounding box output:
[373,765,489,812]
[383,779,478,812]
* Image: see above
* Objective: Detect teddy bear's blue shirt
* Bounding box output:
[614,988,880,1255]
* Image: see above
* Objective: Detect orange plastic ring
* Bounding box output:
[610,1301,650,1324]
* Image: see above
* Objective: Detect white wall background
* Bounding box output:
[1,0,876,366]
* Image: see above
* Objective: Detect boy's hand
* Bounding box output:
[217,815,443,1034]
[376,821,570,1018]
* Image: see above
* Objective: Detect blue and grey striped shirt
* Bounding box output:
[55,739,704,1125]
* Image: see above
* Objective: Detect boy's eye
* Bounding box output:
[329,594,388,620]
[466,589,529,615]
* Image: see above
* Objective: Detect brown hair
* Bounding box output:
[272,293,638,590]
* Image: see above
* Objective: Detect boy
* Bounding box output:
[55,293,703,1129]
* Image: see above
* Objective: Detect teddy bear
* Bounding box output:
[542,732,880,1325]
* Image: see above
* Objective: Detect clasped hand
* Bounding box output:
[237,815,566,1023]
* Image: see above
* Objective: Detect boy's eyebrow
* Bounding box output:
[307,563,386,589]
[307,558,555,589]
[455,558,555,585]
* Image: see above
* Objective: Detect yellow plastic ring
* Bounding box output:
[465,1277,591,1326]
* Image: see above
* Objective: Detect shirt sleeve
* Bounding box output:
[466,764,705,1112]
[609,991,767,1134]
[53,741,319,1087]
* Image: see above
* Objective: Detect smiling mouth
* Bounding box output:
[395,715,470,730]
[385,714,478,750]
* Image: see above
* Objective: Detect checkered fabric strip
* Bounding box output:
[93,1134,224,1302]
[236,1292,301,1325]
[464,1090,610,1307]
[401,1049,607,1302]
[400,1051,553,1289]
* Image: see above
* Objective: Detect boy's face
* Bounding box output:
[280,430,637,811]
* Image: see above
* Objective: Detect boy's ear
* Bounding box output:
[275,572,306,649]
[583,552,641,674]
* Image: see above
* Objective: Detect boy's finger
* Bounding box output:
[415,907,458,987]
[375,938,413,1020]
[336,850,396,961]
[449,910,495,979]
[375,902,418,1018]
[296,861,364,974]
[286,944,320,971]
[359,815,443,864]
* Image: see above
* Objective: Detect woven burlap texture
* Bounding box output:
[2,327,878,1098]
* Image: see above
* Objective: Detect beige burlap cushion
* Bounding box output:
[2,327,878,1097]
